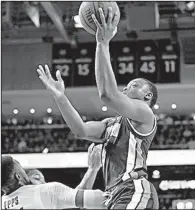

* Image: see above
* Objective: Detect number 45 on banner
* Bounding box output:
[140,61,156,73]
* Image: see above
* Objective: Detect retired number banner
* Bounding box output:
[73,43,96,87]
[52,43,73,87]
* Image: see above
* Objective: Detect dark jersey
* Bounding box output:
[101,116,157,191]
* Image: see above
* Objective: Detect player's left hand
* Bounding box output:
[37,64,65,99]
[92,7,119,44]
[88,143,102,170]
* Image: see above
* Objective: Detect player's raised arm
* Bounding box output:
[37,65,107,142]
[76,144,102,189]
[92,8,154,124]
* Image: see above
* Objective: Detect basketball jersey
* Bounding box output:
[2,182,77,209]
[101,115,157,191]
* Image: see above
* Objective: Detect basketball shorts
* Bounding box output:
[105,177,159,209]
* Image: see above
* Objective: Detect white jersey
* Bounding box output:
[2,182,106,209]
[2,182,77,209]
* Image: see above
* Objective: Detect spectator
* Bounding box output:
[187,137,195,149]
[18,138,27,153]
[2,114,195,153]
[183,125,192,138]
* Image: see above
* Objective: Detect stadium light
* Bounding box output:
[13,109,19,115]
[30,108,35,114]
[152,170,160,179]
[171,104,177,109]
[47,117,53,124]
[47,108,52,113]
[154,104,159,110]
[102,106,108,112]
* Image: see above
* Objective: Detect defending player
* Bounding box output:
[26,144,103,189]
[37,9,159,210]
[26,169,46,185]
[2,144,107,209]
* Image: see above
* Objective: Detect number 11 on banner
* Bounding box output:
[164,60,176,73]
[159,58,180,83]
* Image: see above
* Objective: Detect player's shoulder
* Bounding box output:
[2,185,37,201]
[37,182,62,197]
[140,101,155,118]
[133,99,155,118]
[39,182,76,200]
[39,182,71,192]
[39,182,63,189]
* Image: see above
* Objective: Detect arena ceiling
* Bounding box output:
[2,1,195,41]
[1,2,195,118]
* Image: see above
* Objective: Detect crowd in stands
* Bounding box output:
[152,114,195,149]
[2,114,195,154]
[1,128,91,153]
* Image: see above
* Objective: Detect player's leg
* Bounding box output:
[142,181,159,209]
[108,178,159,210]
[111,202,131,209]
[149,181,159,209]
[108,181,135,209]
[125,178,158,209]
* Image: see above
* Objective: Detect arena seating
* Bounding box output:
[2,114,195,154]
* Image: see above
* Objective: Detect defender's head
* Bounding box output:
[2,156,30,194]
[26,169,45,185]
[122,78,158,108]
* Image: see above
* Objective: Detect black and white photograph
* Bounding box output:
[1,1,195,209]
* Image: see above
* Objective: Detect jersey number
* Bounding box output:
[118,62,134,74]
[164,60,176,73]
[140,61,155,73]
[55,64,70,77]
[77,64,90,76]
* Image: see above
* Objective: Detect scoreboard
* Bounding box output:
[52,39,180,87]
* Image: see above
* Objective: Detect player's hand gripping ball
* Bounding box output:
[79,2,120,35]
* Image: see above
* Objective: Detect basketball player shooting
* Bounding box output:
[37,7,159,210]
[2,144,107,209]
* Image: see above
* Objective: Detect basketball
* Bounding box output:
[79,2,120,35]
